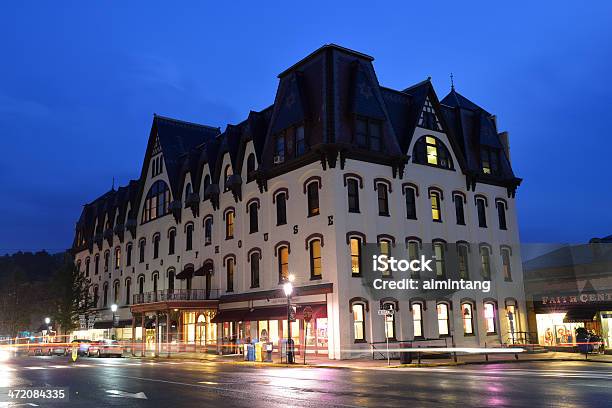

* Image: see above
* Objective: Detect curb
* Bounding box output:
[126,355,612,370]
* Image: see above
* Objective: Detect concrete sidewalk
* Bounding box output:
[133,350,612,369]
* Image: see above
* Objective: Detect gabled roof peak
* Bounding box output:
[402,77,431,93]
[440,89,490,115]
[153,113,221,132]
[278,43,374,78]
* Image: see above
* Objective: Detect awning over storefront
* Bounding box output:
[211,309,249,323]
[93,319,132,329]
[213,304,327,323]
[563,308,597,323]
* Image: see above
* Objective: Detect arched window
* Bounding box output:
[348,234,364,277]
[277,245,289,282]
[223,165,232,192]
[480,244,492,280]
[126,243,133,266]
[246,153,256,182]
[102,283,108,307]
[457,242,470,279]
[412,136,453,169]
[406,238,421,279]
[377,183,389,216]
[113,280,120,304]
[185,223,194,251]
[167,269,175,292]
[501,246,512,281]
[352,302,367,342]
[85,258,90,276]
[306,180,320,217]
[496,199,508,230]
[433,241,446,278]
[76,260,82,272]
[462,302,475,335]
[114,247,121,269]
[204,217,213,245]
[104,250,110,272]
[168,229,175,255]
[225,257,235,292]
[225,209,235,239]
[138,275,145,295]
[308,239,322,280]
[249,250,260,288]
[378,237,392,277]
[142,180,171,223]
[437,303,450,336]
[430,190,442,222]
[346,178,360,213]
[484,302,497,334]
[152,272,159,292]
[476,196,487,228]
[248,201,258,234]
[139,238,146,263]
[125,278,131,305]
[412,302,424,338]
[404,185,417,220]
[453,193,466,225]
[94,254,100,275]
[275,191,287,225]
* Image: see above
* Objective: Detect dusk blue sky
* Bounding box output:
[1,2,611,254]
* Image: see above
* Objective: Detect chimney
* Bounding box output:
[499,131,510,163]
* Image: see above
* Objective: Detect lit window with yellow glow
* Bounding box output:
[430,192,442,222]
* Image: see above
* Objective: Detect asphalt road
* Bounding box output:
[1,355,611,407]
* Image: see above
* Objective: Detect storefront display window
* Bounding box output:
[536,313,583,346]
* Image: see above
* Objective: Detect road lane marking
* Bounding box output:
[111,375,363,408]
[106,390,148,399]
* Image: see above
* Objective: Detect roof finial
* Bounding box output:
[111,177,115,191]
[450,72,455,91]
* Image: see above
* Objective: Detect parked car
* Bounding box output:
[68,339,92,356]
[87,340,123,357]
[36,342,69,356]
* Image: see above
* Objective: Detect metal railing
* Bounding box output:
[132,289,220,304]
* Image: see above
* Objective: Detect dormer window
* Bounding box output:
[413,136,453,170]
[246,153,256,182]
[481,147,500,175]
[223,165,232,192]
[274,125,305,165]
[355,116,382,152]
[142,180,170,223]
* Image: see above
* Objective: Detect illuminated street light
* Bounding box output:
[284,274,295,364]
[44,317,50,325]
[110,304,118,313]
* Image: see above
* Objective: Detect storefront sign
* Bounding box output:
[541,292,612,305]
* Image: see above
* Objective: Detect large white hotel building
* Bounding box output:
[72,44,525,359]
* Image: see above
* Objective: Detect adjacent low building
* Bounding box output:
[523,236,612,351]
[72,44,526,359]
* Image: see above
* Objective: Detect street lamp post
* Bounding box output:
[111,304,118,340]
[283,275,294,364]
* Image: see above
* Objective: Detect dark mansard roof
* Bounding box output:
[73,44,520,251]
